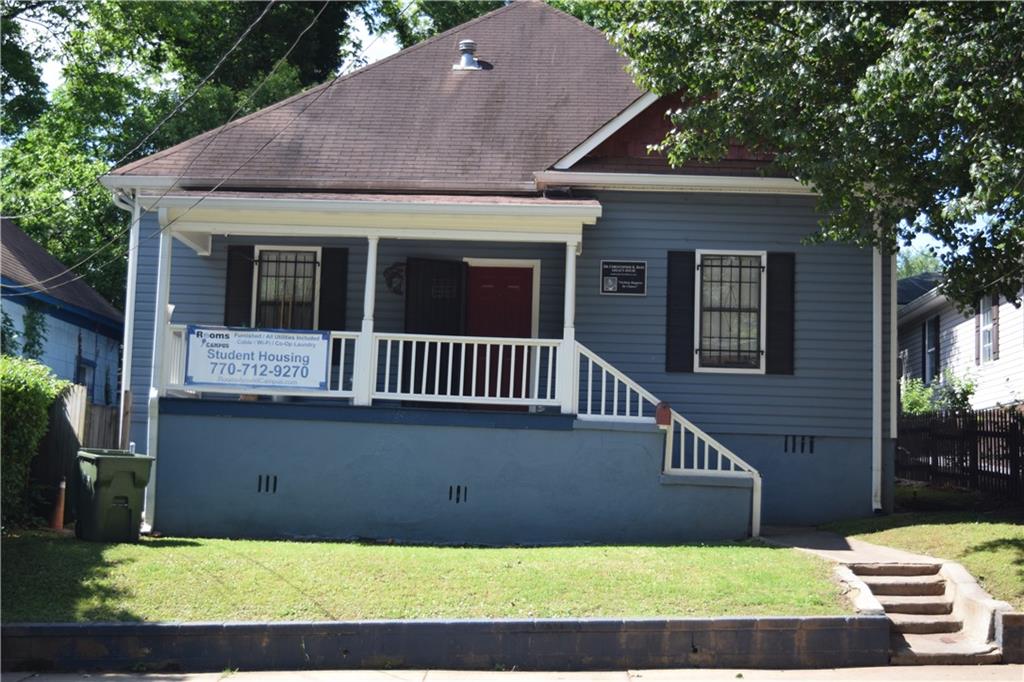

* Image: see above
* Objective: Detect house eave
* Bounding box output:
[897,287,946,327]
[534,171,816,195]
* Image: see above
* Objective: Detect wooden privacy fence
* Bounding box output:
[897,405,1024,501]
[30,384,121,522]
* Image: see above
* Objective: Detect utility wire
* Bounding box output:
[3,0,278,222]
[3,0,415,298]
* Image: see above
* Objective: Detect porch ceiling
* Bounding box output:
[142,192,601,254]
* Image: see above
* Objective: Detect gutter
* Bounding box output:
[138,193,603,221]
[534,170,817,195]
[109,190,140,450]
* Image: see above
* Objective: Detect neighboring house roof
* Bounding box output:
[1,218,123,324]
[898,271,943,306]
[108,1,645,194]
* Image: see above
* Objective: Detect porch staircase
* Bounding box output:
[848,563,1003,664]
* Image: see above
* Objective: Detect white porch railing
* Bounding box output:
[158,325,761,535]
[372,332,561,407]
[576,343,762,536]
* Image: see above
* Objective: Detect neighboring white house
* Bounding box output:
[898,272,1024,409]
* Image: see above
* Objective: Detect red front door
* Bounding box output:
[466,266,533,403]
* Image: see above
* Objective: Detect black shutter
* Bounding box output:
[921,321,927,379]
[991,295,1000,361]
[317,248,348,331]
[975,303,981,365]
[404,258,467,334]
[665,251,695,372]
[765,252,795,375]
[932,316,941,375]
[224,245,255,327]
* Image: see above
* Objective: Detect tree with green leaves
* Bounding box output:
[604,1,1023,309]
[898,245,942,280]
[1,1,368,306]
[370,1,506,49]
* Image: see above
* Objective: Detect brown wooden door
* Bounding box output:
[466,266,533,403]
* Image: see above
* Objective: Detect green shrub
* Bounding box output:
[901,378,934,415]
[1,356,69,527]
[901,371,976,416]
[934,371,975,413]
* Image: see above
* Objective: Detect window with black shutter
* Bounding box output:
[223,245,348,332]
[666,250,794,375]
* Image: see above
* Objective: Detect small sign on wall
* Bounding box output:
[600,260,647,296]
[184,325,330,390]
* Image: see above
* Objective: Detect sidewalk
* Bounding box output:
[761,526,943,564]
[4,666,1022,681]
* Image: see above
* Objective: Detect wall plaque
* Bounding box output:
[600,260,647,296]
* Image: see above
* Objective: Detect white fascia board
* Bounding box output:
[140,194,602,223]
[534,171,816,195]
[100,175,177,191]
[553,92,661,170]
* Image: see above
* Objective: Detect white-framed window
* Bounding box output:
[251,246,321,329]
[980,295,994,363]
[694,250,767,373]
[923,315,939,384]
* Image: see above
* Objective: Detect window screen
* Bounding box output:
[697,254,763,369]
[254,250,318,329]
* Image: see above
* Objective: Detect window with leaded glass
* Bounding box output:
[695,251,765,372]
[253,248,319,329]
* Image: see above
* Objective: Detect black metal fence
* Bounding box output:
[897,405,1024,501]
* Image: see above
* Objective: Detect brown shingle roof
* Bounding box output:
[110,1,643,194]
[1,218,123,324]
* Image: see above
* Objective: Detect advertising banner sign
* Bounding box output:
[184,326,330,390]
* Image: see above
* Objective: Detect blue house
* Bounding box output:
[100,2,896,543]
[1,218,123,406]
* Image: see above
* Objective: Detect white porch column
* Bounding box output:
[557,240,579,414]
[352,236,379,405]
[144,227,172,525]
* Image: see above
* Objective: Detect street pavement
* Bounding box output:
[3,666,1022,682]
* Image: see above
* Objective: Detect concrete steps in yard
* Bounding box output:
[887,612,963,635]
[890,632,1002,665]
[860,574,947,597]
[876,595,954,615]
[848,561,1002,665]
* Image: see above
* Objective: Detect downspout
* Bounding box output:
[872,245,883,511]
[111,190,140,448]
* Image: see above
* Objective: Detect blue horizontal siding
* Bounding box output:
[131,192,887,449]
[576,191,876,438]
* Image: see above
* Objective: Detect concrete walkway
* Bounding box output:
[762,526,943,564]
[4,667,1022,681]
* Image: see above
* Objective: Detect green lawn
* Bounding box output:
[1,532,848,622]
[825,485,1024,610]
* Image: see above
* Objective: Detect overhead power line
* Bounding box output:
[3,0,416,299]
[3,0,278,222]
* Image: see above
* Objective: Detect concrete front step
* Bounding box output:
[877,595,953,615]
[887,613,963,635]
[860,574,947,597]
[848,562,942,577]
[890,632,1002,665]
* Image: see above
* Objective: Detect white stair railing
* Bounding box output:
[575,342,762,536]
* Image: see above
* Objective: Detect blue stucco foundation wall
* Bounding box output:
[154,399,753,544]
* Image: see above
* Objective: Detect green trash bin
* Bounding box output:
[75,449,154,543]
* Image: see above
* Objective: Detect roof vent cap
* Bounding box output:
[453,39,481,71]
